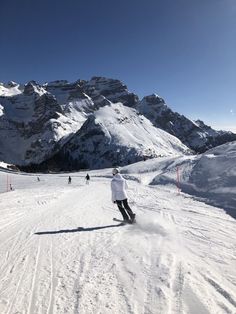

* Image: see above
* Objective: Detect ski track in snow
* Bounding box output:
[0,172,235,314]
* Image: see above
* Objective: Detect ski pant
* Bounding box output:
[116,199,134,220]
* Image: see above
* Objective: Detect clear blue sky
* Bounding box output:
[0,0,235,131]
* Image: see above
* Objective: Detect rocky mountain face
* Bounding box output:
[31,103,190,171]
[80,76,139,108]
[137,94,236,153]
[0,77,235,171]
[0,80,96,165]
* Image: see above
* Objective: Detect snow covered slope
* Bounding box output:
[37,102,190,171]
[0,166,235,313]
[123,141,236,218]
[183,141,236,214]
[0,81,23,97]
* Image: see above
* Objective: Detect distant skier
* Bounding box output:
[85,173,90,185]
[37,177,40,182]
[9,184,13,191]
[68,176,72,184]
[111,168,135,223]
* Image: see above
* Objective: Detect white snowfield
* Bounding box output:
[0,166,235,314]
[130,141,236,215]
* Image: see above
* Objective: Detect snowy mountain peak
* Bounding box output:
[23,81,46,96]
[6,81,19,88]
[138,94,236,152]
[0,76,236,169]
[45,80,69,87]
[0,81,23,97]
[82,76,139,107]
[142,93,166,105]
[35,102,190,171]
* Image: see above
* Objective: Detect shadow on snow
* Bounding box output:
[34,223,123,235]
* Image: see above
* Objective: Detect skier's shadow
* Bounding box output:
[35,223,123,235]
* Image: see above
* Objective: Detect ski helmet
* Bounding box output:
[112,168,120,175]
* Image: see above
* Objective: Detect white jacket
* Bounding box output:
[111,173,128,202]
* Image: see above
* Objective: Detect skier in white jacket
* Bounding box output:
[111,168,135,222]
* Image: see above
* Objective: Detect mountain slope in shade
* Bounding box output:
[35,102,191,171]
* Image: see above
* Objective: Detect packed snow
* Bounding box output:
[0,158,235,314]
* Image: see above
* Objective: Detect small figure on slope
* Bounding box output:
[85,173,90,185]
[111,168,136,223]
[68,176,72,184]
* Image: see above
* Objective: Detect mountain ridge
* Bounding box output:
[1,77,235,170]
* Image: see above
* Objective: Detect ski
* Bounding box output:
[113,218,136,224]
